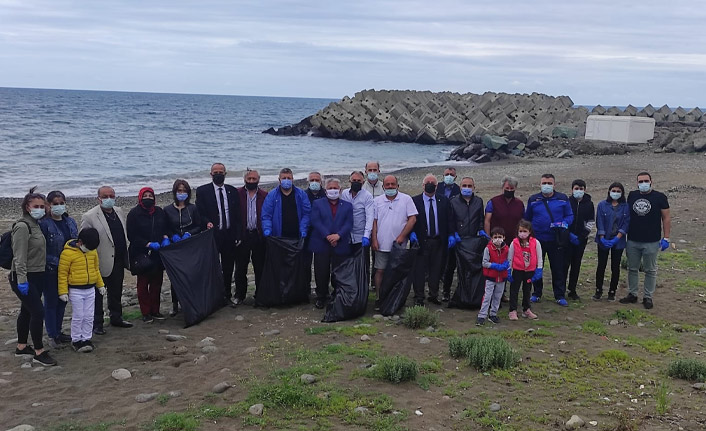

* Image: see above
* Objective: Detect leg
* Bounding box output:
[626,240,642,296]
[43,271,60,339]
[149,270,164,315]
[82,289,96,341]
[567,241,586,294]
[544,242,567,300]
[26,273,46,350]
[11,279,32,346]
[426,240,444,300]
[93,289,105,332]
[69,289,83,342]
[136,275,151,316]
[234,236,252,300]
[641,241,660,299]
[313,252,332,301]
[411,250,427,303]
[478,280,495,318]
[508,276,521,312]
[302,249,314,288]
[522,277,532,312]
[442,248,457,296]
[220,247,236,302]
[105,262,126,324]
[489,282,505,317]
[595,246,610,295]
[608,248,624,294]
[531,243,548,298]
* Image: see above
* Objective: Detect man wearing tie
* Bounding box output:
[412,174,450,306]
[195,163,242,307]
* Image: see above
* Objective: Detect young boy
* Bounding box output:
[477,227,510,325]
[58,228,103,353]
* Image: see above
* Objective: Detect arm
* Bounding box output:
[195,188,212,229]
[507,242,515,267]
[396,215,417,244]
[535,240,543,269]
[371,218,379,251]
[299,192,311,236]
[481,247,492,268]
[363,195,374,239]
[188,205,203,235]
[661,208,671,238]
[126,210,150,248]
[93,253,105,288]
[524,199,533,221]
[595,203,605,238]
[261,193,273,233]
[11,223,30,284]
[618,203,630,238]
[562,200,574,226]
[57,251,70,296]
[483,200,493,233]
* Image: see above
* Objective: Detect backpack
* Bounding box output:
[0,221,31,270]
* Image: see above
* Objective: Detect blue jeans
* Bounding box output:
[626,240,659,299]
[531,240,567,300]
[43,270,67,339]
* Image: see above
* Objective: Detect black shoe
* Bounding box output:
[488,315,500,324]
[414,300,425,307]
[86,340,96,349]
[314,299,325,309]
[33,351,58,366]
[58,333,73,343]
[643,298,653,309]
[374,300,380,312]
[93,327,107,335]
[619,294,638,304]
[152,312,166,320]
[501,294,509,303]
[110,320,133,328]
[227,298,238,308]
[476,317,485,326]
[427,297,441,305]
[72,341,82,351]
[567,291,581,301]
[142,315,154,323]
[607,292,616,302]
[233,297,244,305]
[592,292,602,301]
[169,307,179,317]
[442,293,450,302]
[15,345,36,356]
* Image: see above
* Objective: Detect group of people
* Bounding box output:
[7,161,671,367]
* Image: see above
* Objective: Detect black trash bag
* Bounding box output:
[322,248,369,323]
[449,237,488,309]
[379,242,419,316]
[257,236,309,307]
[159,229,224,328]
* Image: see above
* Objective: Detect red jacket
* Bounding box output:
[237,187,267,235]
[482,242,509,282]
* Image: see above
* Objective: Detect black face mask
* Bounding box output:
[245,182,259,191]
[350,182,362,192]
[212,173,225,186]
[503,190,515,199]
[142,198,155,208]
[424,183,437,194]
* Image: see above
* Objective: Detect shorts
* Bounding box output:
[374,251,390,270]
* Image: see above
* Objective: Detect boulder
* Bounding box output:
[565,415,585,429]
[482,134,508,150]
[591,105,606,115]
[506,130,527,143]
[552,126,578,139]
[474,154,491,163]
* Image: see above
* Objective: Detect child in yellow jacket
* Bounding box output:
[58,228,103,352]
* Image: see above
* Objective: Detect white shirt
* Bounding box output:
[425,194,439,237]
[212,182,230,229]
[363,180,384,198]
[373,191,418,252]
[341,188,374,243]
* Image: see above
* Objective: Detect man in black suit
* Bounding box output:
[436,167,461,302]
[412,174,450,306]
[195,163,242,307]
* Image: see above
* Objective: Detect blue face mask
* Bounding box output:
[51,205,66,216]
[384,188,397,197]
[100,198,115,209]
[309,181,321,192]
[444,175,455,185]
[280,179,293,190]
[609,191,622,200]
[572,190,585,199]
[367,172,378,182]
[30,208,45,220]
[461,188,473,197]
[638,182,651,193]
[541,184,554,195]
[176,192,188,202]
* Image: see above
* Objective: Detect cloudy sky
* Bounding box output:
[1,0,704,106]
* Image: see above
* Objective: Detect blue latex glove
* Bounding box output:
[609,237,619,247]
[171,234,182,243]
[17,282,29,295]
[263,229,271,237]
[362,237,370,247]
[506,271,514,284]
[489,262,505,271]
[160,238,171,248]
[454,232,461,243]
[148,242,161,251]
[182,232,191,240]
[409,232,418,244]
[478,230,490,240]
[301,231,307,238]
[500,260,510,271]
[447,235,456,249]
[531,268,543,282]
[660,238,669,251]
[569,233,579,246]
[599,237,611,248]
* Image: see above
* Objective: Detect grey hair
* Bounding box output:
[422,173,436,184]
[97,185,115,196]
[461,176,474,183]
[350,170,365,178]
[325,178,341,188]
[243,168,260,179]
[501,175,518,188]
[308,171,322,177]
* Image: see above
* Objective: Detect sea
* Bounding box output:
[0,87,457,198]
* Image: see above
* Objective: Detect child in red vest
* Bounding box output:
[507,220,542,320]
[477,227,510,325]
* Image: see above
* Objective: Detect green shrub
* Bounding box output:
[372,355,418,383]
[152,413,199,431]
[401,305,439,329]
[655,381,669,415]
[448,335,520,371]
[667,358,706,382]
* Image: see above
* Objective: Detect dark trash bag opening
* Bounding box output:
[322,248,369,322]
[257,236,309,307]
[159,229,224,327]
[379,242,419,316]
[449,236,488,309]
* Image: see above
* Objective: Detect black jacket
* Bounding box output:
[448,194,484,239]
[126,205,168,265]
[164,203,202,237]
[195,183,241,241]
[569,194,595,240]
[436,183,461,199]
[412,193,450,247]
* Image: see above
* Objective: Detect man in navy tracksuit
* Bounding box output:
[524,174,574,306]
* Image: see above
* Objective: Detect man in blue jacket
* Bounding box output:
[524,173,574,306]
[309,178,354,308]
[261,168,311,239]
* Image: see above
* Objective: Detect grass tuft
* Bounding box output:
[448,335,520,371]
[370,355,419,383]
[667,358,706,382]
[401,305,439,329]
[152,413,199,431]
[581,319,608,336]
[655,381,670,415]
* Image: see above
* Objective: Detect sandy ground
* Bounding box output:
[1,153,706,431]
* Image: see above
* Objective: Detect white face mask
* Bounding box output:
[79,245,89,253]
[492,238,504,247]
[638,182,651,193]
[326,189,340,200]
[573,190,585,199]
[610,191,622,200]
[30,208,45,220]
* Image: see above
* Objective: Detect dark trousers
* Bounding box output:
[216,232,236,301]
[43,270,67,339]
[596,246,624,295]
[442,248,457,295]
[136,269,163,316]
[565,239,587,293]
[313,250,345,300]
[10,272,46,350]
[509,269,532,312]
[532,240,567,300]
[94,258,126,329]
[413,238,445,301]
[235,230,266,300]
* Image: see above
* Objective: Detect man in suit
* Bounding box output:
[437,167,461,302]
[195,163,242,307]
[81,185,133,334]
[412,174,450,306]
[309,178,354,309]
[234,169,267,304]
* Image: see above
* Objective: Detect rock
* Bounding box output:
[425,326,435,332]
[474,154,491,163]
[135,393,159,403]
[249,403,264,416]
[20,363,32,369]
[235,315,245,321]
[166,334,186,342]
[372,314,384,320]
[482,134,508,150]
[556,149,574,158]
[263,329,280,336]
[151,375,165,380]
[111,368,132,380]
[173,346,188,355]
[6,426,35,431]
[243,347,258,354]
[565,415,585,429]
[197,337,215,347]
[5,338,19,345]
[692,383,706,390]
[166,391,182,398]
[193,355,208,365]
[588,421,598,426]
[419,337,431,344]
[212,382,232,393]
[609,319,619,326]
[698,328,706,335]
[0,378,10,384]
[415,409,424,416]
[507,130,527,144]
[694,138,706,152]
[489,403,501,412]
[637,322,645,327]
[68,407,88,414]
[31,402,43,407]
[158,329,170,334]
[354,406,369,414]
[300,374,317,384]
[391,315,400,321]
[360,335,371,341]
[526,328,535,334]
[31,367,45,373]
[201,345,218,354]
[552,126,578,139]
